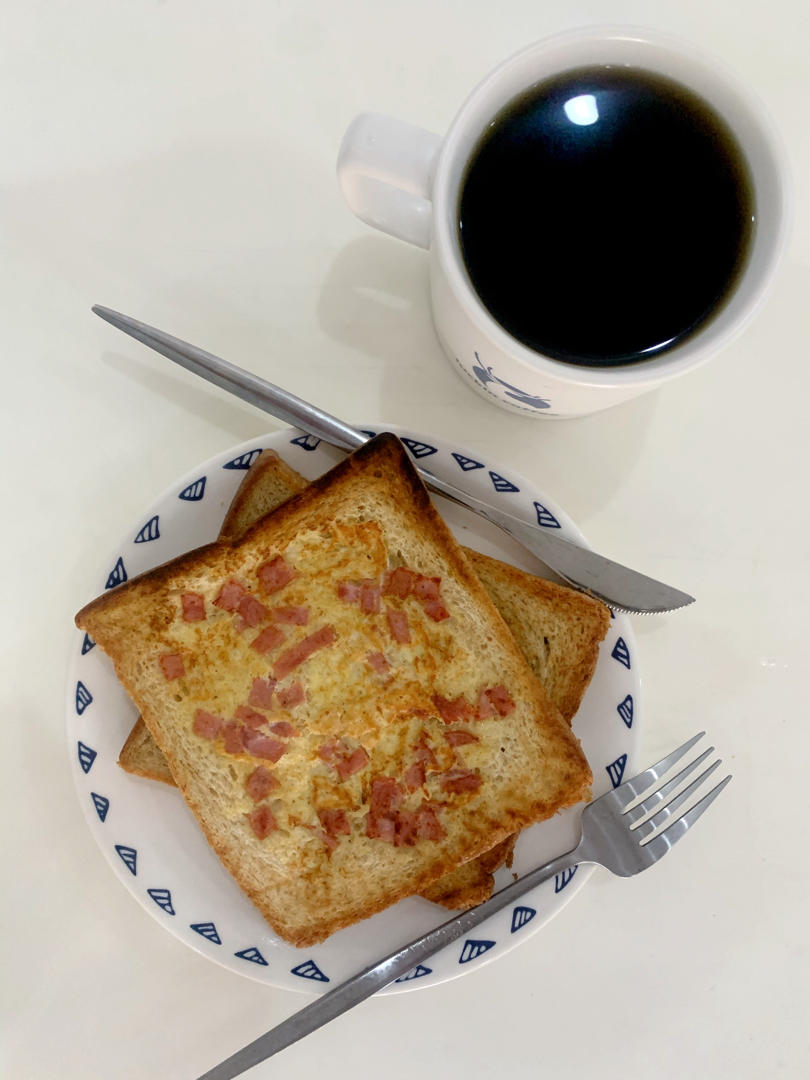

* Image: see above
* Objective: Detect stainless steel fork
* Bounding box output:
[196,733,730,1080]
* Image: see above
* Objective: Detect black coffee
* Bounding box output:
[458,66,754,366]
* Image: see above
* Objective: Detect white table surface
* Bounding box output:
[3,2,809,1077]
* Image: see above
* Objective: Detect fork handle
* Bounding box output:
[197,848,584,1080]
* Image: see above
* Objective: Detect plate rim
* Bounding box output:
[66,424,641,994]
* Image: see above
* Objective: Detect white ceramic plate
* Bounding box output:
[66,425,641,994]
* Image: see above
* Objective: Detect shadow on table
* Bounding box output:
[315,233,660,524]
[99,348,264,444]
[316,234,436,367]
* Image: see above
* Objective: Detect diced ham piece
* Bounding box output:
[272,605,310,625]
[223,722,245,754]
[159,653,185,680]
[359,580,381,615]
[476,688,497,719]
[414,575,441,603]
[336,747,369,781]
[403,761,426,790]
[422,597,450,622]
[214,580,247,612]
[382,566,418,598]
[414,804,445,842]
[482,685,515,717]
[273,625,337,680]
[247,805,277,840]
[243,730,287,762]
[245,765,279,802]
[248,676,276,709]
[366,814,396,842]
[337,581,362,604]
[385,607,411,644]
[181,592,206,622]
[192,709,223,739]
[432,693,476,724]
[366,651,389,674]
[257,556,297,595]
[319,829,340,852]
[444,730,479,746]
[392,809,420,847]
[413,735,439,768]
[441,768,482,795]
[318,808,351,841]
[414,575,450,621]
[234,705,267,729]
[251,625,286,655]
[237,593,268,628]
[317,740,369,780]
[394,805,446,846]
[269,720,298,737]
[317,742,338,767]
[370,777,404,817]
[275,681,305,709]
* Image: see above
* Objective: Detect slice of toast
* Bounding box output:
[118,445,609,908]
[77,434,591,946]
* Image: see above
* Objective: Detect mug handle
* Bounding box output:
[337,112,443,249]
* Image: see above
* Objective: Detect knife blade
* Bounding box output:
[91,304,694,614]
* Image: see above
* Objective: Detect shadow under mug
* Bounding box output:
[337,27,789,419]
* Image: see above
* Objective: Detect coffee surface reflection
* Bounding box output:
[458,66,755,367]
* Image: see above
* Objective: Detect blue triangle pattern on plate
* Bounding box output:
[223,449,262,471]
[617,694,634,728]
[459,939,495,964]
[489,471,520,493]
[395,964,433,982]
[360,429,377,439]
[452,452,484,472]
[235,947,268,966]
[105,557,127,589]
[115,845,137,876]
[178,476,206,501]
[190,922,222,945]
[533,501,561,529]
[510,906,536,933]
[554,865,578,893]
[606,754,628,789]
[77,741,97,774]
[401,437,437,458]
[291,960,329,983]
[611,637,631,669]
[81,633,95,654]
[75,681,93,715]
[291,434,321,452]
[134,515,160,543]
[147,888,175,915]
[91,792,109,822]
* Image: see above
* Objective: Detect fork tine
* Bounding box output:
[640,774,732,861]
[624,747,715,825]
[632,759,722,839]
[613,732,705,807]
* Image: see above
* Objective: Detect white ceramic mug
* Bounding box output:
[337,27,788,418]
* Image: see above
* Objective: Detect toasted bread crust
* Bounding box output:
[220,449,308,541]
[464,550,610,724]
[118,717,176,784]
[78,434,591,945]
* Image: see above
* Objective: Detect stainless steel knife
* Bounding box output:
[91,304,694,614]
